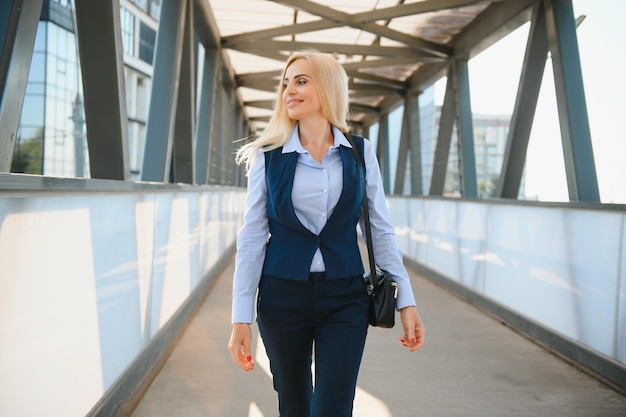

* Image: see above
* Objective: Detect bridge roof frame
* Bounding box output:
[195,0,537,133]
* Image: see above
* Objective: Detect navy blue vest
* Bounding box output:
[262,135,365,280]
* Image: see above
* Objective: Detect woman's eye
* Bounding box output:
[283,78,307,88]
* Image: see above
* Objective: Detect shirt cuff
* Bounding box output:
[232,295,255,324]
[396,285,416,310]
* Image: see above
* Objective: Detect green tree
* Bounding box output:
[12,128,43,174]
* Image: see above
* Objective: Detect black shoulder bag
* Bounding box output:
[344,133,398,328]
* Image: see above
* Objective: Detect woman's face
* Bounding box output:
[282,58,323,121]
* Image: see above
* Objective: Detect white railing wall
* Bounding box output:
[2,186,624,417]
[387,196,626,370]
[0,184,246,417]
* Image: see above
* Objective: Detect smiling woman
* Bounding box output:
[227,49,425,417]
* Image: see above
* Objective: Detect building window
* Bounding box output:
[52,0,70,8]
[120,7,135,57]
[139,22,155,64]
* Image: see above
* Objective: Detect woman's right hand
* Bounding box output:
[227,323,255,371]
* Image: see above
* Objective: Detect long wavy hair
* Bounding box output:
[235,49,350,171]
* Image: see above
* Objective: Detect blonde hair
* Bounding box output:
[236,49,351,170]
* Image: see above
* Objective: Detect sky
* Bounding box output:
[434,0,626,204]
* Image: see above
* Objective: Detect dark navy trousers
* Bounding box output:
[256,273,369,417]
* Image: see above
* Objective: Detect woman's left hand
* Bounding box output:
[399,306,425,352]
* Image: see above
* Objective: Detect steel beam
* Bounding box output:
[377,114,391,193]
[0,0,42,172]
[232,106,244,186]
[394,94,422,195]
[171,1,195,184]
[496,3,548,199]
[455,59,478,198]
[394,101,410,195]
[141,0,187,182]
[74,0,130,180]
[429,66,455,196]
[195,48,220,184]
[408,94,424,196]
[544,0,599,202]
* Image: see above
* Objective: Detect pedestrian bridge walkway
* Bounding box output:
[129,252,626,417]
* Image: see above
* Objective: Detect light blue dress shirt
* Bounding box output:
[232,125,416,323]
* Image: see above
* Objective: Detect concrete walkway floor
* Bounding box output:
[129,254,626,417]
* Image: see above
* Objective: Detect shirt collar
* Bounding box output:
[283,124,353,154]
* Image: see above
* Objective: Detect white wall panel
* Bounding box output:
[135,197,157,345]
[618,216,626,364]
[160,195,193,328]
[386,197,411,253]
[423,199,460,281]
[0,197,104,417]
[88,193,146,390]
[486,206,582,341]
[407,198,427,264]
[457,202,488,291]
[388,197,625,367]
[0,188,246,417]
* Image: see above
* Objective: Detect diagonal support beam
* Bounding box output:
[377,113,391,193]
[270,0,450,57]
[195,48,221,184]
[352,0,510,22]
[231,40,432,60]
[171,1,196,184]
[393,93,425,196]
[141,0,188,182]
[454,59,478,198]
[408,94,424,196]
[0,0,43,173]
[544,0,599,202]
[430,66,456,196]
[496,3,548,199]
[394,100,410,195]
[74,0,130,180]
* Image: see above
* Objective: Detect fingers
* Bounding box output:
[236,347,255,371]
[399,326,424,351]
[399,306,425,352]
[228,342,255,371]
[227,324,255,372]
[411,326,425,350]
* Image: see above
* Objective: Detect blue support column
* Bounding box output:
[408,93,423,196]
[454,59,478,198]
[74,0,130,180]
[171,0,195,184]
[393,99,410,195]
[141,0,187,182]
[377,114,391,193]
[496,2,549,199]
[393,93,422,195]
[195,48,220,184]
[430,66,455,196]
[544,0,599,202]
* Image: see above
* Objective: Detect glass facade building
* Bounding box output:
[13,1,83,177]
[12,0,159,179]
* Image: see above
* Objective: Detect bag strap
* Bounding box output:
[343,133,378,288]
